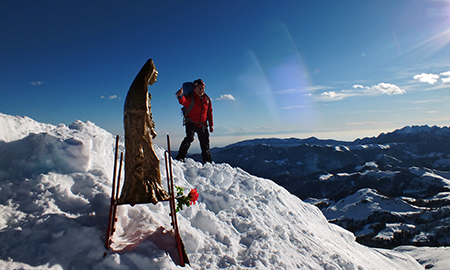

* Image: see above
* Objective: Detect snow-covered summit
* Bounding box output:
[222,125,450,150]
[388,125,450,136]
[228,137,345,148]
[355,124,450,143]
[0,113,423,269]
[0,113,116,181]
[0,112,56,142]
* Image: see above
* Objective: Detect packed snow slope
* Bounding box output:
[0,113,422,269]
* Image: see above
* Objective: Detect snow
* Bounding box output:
[428,192,450,202]
[422,171,450,189]
[319,173,333,181]
[355,161,378,171]
[394,246,450,270]
[323,188,423,221]
[0,113,447,269]
[334,146,349,152]
[408,167,450,189]
[0,113,56,142]
[374,223,416,241]
[352,144,391,150]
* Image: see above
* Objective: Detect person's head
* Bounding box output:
[149,70,158,85]
[193,79,205,96]
[148,59,158,85]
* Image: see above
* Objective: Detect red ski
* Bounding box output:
[165,135,189,266]
[105,135,123,252]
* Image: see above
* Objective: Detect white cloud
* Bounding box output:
[352,85,368,89]
[440,71,450,83]
[30,81,44,86]
[100,95,118,100]
[322,91,337,98]
[216,94,235,101]
[413,73,440,84]
[373,83,405,95]
[320,91,352,100]
[317,83,405,101]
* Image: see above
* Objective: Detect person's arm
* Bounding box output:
[176,87,183,97]
[207,100,214,132]
[176,88,189,106]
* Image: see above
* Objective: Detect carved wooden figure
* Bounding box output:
[117,59,169,205]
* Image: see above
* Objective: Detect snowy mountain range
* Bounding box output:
[0,112,448,269]
[190,125,450,249]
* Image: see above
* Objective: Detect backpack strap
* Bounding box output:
[181,93,195,126]
[184,93,195,116]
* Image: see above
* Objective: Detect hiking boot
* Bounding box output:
[175,156,185,162]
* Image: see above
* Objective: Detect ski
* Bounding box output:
[105,135,123,252]
[165,135,189,266]
[110,152,123,244]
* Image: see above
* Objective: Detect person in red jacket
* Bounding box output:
[175,79,214,163]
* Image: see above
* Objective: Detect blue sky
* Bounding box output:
[1,1,450,151]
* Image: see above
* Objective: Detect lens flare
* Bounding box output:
[248,21,317,128]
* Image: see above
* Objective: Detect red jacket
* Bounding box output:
[178,93,213,127]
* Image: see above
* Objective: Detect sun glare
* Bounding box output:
[244,21,317,128]
[409,4,450,59]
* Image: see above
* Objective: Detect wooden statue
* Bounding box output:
[117,59,169,205]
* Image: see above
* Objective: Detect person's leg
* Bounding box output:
[176,123,196,161]
[197,126,212,163]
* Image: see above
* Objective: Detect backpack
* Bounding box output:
[180,82,211,125]
[181,82,195,119]
[182,82,195,96]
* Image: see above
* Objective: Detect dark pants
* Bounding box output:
[176,123,212,163]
